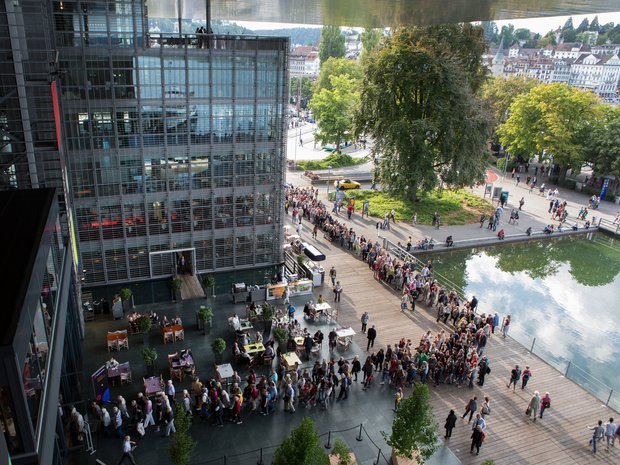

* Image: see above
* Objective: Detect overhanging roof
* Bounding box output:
[149,0,620,27]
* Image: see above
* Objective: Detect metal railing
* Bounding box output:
[525,335,619,413]
[189,422,391,465]
[598,217,620,236]
[384,238,620,414]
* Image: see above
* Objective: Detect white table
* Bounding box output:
[315,302,331,313]
[216,363,234,379]
[336,327,356,338]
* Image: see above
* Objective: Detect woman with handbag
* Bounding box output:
[526,391,541,422]
[539,392,551,419]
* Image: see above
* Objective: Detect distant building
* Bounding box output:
[486,41,620,98]
[290,45,320,77]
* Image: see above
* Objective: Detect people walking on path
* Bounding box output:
[507,365,521,392]
[481,396,491,418]
[605,418,617,451]
[502,314,511,338]
[521,366,532,390]
[470,425,484,455]
[445,409,457,439]
[526,391,540,422]
[361,312,369,333]
[462,396,478,422]
[588,420,605,453]
[393,388,403,411]
[329,266,337,286]
[333,281,342,302]
[119,435,138,465]
[366,326,377,351]
[539,392,551,419]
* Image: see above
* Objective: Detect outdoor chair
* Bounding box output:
[170,366,184,382]
[163,329,174,344]
[117,335,129,351]
[174,328,185,342]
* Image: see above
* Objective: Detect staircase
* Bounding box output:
[179,274,205,300]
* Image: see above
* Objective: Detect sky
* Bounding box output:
[236,11,620,35]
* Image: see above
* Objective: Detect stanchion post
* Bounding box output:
[356,424,363,441]
[373,448,382,465]
[530,337,536,353]
[565,361,571,377]
[257,447,263,465]
[324,431,332,449]
[607,390,614,407]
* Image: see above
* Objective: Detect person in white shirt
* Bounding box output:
[605,417,617,451]
[119,435,137,465]
[142,398,155,428]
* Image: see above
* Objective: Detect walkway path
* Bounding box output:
[292,216,618,465]
[285,168,619,465]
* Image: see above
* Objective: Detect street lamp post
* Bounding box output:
[327,165,332,198]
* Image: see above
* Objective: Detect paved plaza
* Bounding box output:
[80,152,619,465]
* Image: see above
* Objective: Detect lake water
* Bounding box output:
[424,233,620,411]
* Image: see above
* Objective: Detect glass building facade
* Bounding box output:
[1,0,289,286]
[53,1,289,285]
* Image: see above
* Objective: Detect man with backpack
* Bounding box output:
[507,365,521,392]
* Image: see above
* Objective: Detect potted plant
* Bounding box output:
[143,347,158,377]
[197,306,213,335]
[137,314,152,345]
[169,278,183,302]
[169,402,197,465]
[296,254,305,273]
[261,302,276,332]
[201,274,216,298]
[273,417,329,465]
[331,439,356,465]
[211,338,226,364]
[385,384,438,465]
[119,287,133,311]
[273,327,289,353]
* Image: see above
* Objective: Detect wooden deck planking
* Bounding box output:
[315,242,618,465]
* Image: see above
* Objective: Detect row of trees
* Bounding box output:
[483,76,620,186]
[308,24,619,200]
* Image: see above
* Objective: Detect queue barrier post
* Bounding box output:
[324,431,332,449]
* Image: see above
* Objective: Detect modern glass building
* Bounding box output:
[0,188,84,465]
[2,0,289,286]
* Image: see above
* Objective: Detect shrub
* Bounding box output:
[273,417,329,465]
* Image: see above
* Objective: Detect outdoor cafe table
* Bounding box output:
[238,320,253,332]
[243,343,265,355]
[216,363,234,386]
[335,327,356,338]
[171,354,194,368]
[314,302,331,314]
[144,376,163,396]
[282,352,302,371]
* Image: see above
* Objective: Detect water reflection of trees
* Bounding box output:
[486,237,620,287]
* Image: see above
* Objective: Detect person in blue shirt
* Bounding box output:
[287,304,295,318]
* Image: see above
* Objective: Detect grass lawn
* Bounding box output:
[296,153,368,171]
[330,189,495,225]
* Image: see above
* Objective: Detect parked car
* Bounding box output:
[334,179,361,190]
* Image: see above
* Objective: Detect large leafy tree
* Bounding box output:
[385,384,438,464]
[310,74,359,151]
[585,106,620,191]
[273,417,329,465]
[481,76,538,125]
[360,28,383,59]
[319,25,346,66]
[355,25,493,200]
[497,83,602,182]
[313,57,362,93]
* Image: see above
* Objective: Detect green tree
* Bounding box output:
[499,24,516,48]
[273,417,329,465]
[563,17,574,31]
[481,21,499,43]
[562,29,577,42]
[168,403,197,465]
[537,33,557,48]
[481,76,538,125]
[314,57,362,93]
[585,107,620,191]
[590,16,600,31]
[514,28,532,41]
[497,83,602,182]
[310,74,359,152]
[385,384,438,463]
[356,25,493,200]
[576,18,590,33]
[290,76,314,109]
[360,28,383,59]
[319,25,346,66]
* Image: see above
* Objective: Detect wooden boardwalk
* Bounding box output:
[314,237,618,465]
[179,273,205,300]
